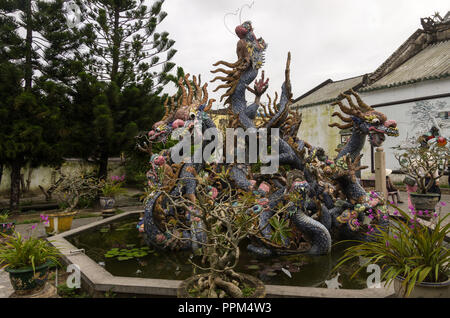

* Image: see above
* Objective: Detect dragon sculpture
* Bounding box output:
[139,21,399,256]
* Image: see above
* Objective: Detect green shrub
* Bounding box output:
[0,232,60,271]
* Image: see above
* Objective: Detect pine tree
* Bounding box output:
[73,0,177,178]
[0,0,85,210]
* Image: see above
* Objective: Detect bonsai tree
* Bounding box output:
[156,165,288,298]
[333,203,450,297]
[52,166,101,212]
[395,136,449,194]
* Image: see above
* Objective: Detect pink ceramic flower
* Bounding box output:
[258,182,270,194]
[154,156,166,166]
[156,234,166,243]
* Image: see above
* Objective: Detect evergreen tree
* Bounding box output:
[0,0,85,210]
[73,0,177,178]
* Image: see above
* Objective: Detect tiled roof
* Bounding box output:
[360,40,450,92]
[291,75,364,109]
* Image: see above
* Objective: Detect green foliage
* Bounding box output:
[0,211,8,223]
[100,179,126,197]
[0,231,61,272]
[269,216,292,245]
[104,246,153,261]
[333,205,450,297]
[123,149,150,187]
[57,283,90,298]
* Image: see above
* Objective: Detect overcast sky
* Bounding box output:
[159,0,448,108]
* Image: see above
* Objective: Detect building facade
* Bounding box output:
[291,12,450,182]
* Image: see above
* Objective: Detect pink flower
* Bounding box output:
[383,215,388,220]
[368,214,374,219]
[31,224,37,230]
[156,234,166,243]
[154,156,166,166]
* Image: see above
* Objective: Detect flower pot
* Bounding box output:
[394,276,450,298]
[5,260,53,295]
[177,273,266,298]
[410,192,440,214]
[99,196,116,210]
[45,211,77,235]
[0,221,15,235]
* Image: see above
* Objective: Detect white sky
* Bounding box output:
[159,0,449,108]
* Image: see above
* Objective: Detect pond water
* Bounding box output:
[66,215,368,289]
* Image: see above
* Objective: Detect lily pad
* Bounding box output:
[246,265,260,270]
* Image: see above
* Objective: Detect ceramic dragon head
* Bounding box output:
[147,74,215,145]
[329,89,399,147]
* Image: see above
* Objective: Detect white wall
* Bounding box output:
[359,78,450,178]
[0,159,126,193]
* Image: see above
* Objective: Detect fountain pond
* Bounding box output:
[66,214,368,289]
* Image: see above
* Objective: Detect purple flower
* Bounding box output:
[440,202,447,206]
[390,201,394,205]
[393,234,398,239]
[418,211,423,216]
[385,241,390,247]
[408,205,414,211]
[393,210,399,216]
[31,224,37,230]
[424,210,429,215]
[410,210,416,216]
[410,225,415,229]
[383,215,389,220]
[368,214,374,219]
[433,212,438,218]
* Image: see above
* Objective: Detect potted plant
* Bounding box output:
[156,166,274,298]
[0,210,15,235]
[47,167,100,235]
[0,230,60,295]
[333,204,450,297]
[395,132,449,214]
[99,175,126,214]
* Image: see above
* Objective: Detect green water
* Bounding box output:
[66,215,368,289]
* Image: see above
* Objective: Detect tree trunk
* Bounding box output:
[98,151,109,180]
[10,162,22,211]
[26,167,32,192]
[25,0,33,91]
[0,163,3,186]
[110,5,120,82]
